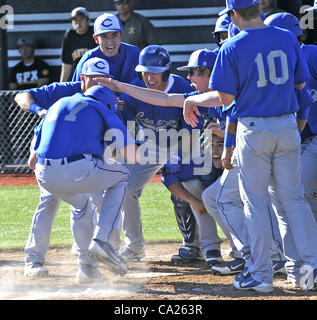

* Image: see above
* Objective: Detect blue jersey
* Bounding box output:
[296,84,314,121]
[72,43,140,83]
[25,81,81,109]
[161,153,222,189]
[122,74,194,142]
[25,81,122,120]
[210,26,310,118]
[302,44,317,135]
[36,93,133,159]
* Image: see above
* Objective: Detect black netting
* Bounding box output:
[0,90,41,174]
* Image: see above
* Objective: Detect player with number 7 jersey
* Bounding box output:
[207,1,317,292]
[34,86,139,276]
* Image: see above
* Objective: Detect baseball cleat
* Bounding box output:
[89,239,128,276]
[119,246,145,263]
[24,263,49,278]
[211,258,245,275]
[77,264,105,284]
[171,246,204,266]
[205,249,223,266]
[233,273,273,293]
[272,260,286,274]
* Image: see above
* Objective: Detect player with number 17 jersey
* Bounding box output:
[210,25,310,118]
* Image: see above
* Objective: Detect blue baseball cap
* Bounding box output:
[94,13,123,36]
[177,49,218,70]
[219,0,260,16]
[264,12,303,38]
[81,57,113,77]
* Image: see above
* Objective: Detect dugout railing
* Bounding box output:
[0,90,40,174]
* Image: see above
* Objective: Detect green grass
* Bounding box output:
[0,183,225,249]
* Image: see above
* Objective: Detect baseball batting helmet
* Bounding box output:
[135,45,171,81]
[264,12,303,38]
[85,85,118,112]
[228,22,240,38]
[212,14,231,46]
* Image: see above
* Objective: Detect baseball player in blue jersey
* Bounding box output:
[186,0,317,292]
[98,47,227,262]
[101,46,288,277]
[33,85,139,276]
[264,12,317,220]
[100,45,200,262]
[15,58,122,282]
[72,13,140,85]
[162,148,224,266]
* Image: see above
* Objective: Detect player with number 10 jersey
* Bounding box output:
[210,25,309,118]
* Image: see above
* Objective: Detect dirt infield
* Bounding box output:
[1,174,317,302]
[1,240,317,301]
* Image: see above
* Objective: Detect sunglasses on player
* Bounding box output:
[188,69,197,76]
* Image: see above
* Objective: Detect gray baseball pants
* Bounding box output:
[182,179,222,255]
[35,155,130,266]
[121,162,163,252]
[236,114,317,284]
[202,159,286,270]
[301,135,317,220]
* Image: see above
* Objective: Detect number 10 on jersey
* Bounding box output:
[255,50,289,88]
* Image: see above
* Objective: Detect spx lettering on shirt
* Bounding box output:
[16,70,39,84]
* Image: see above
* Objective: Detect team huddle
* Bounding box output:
[14,0,317,293]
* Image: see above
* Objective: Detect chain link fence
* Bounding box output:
[0,90,41,174]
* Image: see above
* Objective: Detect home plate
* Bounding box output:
[126,272,179,278]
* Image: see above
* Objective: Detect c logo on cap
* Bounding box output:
[94,61,106,70]
[101,18,113,28]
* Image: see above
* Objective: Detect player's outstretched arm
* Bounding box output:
[183,91,221,127]
[97,78,185,107]
[14,92,47,118]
